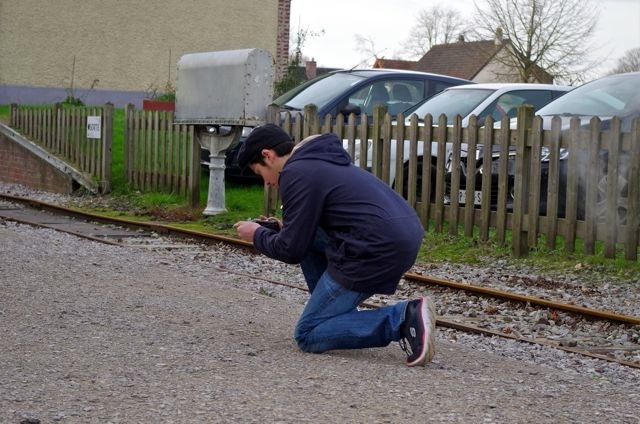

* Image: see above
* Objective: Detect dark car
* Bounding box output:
[274,68,472,119]
[215,68,473,182]
[446,72,640,220]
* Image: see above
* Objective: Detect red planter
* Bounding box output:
[143,99,175,112]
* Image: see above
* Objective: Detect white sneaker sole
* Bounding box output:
[407,296,437,367]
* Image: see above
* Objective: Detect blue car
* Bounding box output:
[219,68,472,181]
[274,68,472,120]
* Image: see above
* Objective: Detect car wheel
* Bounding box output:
[595,171,630,224]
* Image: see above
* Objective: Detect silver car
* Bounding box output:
[348,83,571,201]
[448,72,640,219]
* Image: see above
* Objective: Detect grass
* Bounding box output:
[111,107,126,192]
[0,105,9,124]
[2,104,639,282]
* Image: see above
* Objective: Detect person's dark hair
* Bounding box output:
[248,141,295,166]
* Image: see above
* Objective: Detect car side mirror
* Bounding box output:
[340,103,361,116]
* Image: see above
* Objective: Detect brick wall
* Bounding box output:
[276,0,292,81]
[0,133,74,194]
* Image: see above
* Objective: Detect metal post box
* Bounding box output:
[174,48,274,126]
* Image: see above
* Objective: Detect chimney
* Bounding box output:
[495,27,503,45]
[305,58,317,80]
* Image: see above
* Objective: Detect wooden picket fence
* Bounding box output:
[8,103,200,203]
[123,104,200,206]
[7,101,640,261]
[10,103,113,192]
[267,104,640,261]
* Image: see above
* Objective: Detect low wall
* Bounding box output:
[0,84,148,109]
[0,130,75,194]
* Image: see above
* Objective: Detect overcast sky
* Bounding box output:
[290,0,640,79]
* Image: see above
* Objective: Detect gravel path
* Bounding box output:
[1,183,639,423]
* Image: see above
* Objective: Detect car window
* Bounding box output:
[272,73,331,106]
[389,82,423,115]
[482,90,555,121]
[405,88,495,124]
[537,74,638,118]
[428,81,461,99]
[343,79,427,117]
[355,82,389,116]
[279,73,364,111]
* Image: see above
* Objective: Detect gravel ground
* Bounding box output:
[1,182,639,423]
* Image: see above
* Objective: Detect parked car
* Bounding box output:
[274,68,472,119]
[210,68,473,181]
[352,83,570,200]
[446,72,640,220]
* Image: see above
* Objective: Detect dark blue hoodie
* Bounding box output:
[253,133,424,294]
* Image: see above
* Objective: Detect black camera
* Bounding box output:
[253,219,280,231]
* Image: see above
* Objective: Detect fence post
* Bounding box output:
[10,103,17,127]
[303,104,320,139]
[124,104,134,183]
[101,103,113,193]
[188,125,200,208]
[512,105,535,257]
[371,105,387,181]
[433,114,448,233]
[263,105,281,217]
[624,117,640,260]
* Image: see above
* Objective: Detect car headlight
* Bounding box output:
[477,146,568,176]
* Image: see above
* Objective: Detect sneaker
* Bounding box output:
[399,297,436,366]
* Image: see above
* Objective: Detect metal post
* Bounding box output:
[196,126,242,215]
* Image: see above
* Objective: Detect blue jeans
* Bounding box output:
[294,229,409,353]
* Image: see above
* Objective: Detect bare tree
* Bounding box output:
[610,47,640,74]
[353,34,386,68]
[402,6,469,59]
[471,0,599,84]
[274,26,325,96]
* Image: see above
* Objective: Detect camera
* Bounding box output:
[253,219,280,231]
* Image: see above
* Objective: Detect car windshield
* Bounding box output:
[537,73,640,118]
[403,88,496,124]
[273,73,365,111]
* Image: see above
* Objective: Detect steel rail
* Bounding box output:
[404,272,640,326]
[0,193,252,247]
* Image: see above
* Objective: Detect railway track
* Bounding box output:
[1,193,639,369]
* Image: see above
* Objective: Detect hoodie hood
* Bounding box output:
[287,133,352,167]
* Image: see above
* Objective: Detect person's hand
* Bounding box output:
[233,220,261,242]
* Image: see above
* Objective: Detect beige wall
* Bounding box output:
[473,48,547,83]
[0,0,286,94]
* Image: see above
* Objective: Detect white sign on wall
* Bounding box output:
[87,116,102,139]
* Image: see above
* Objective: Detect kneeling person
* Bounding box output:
[233,124,436,366]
